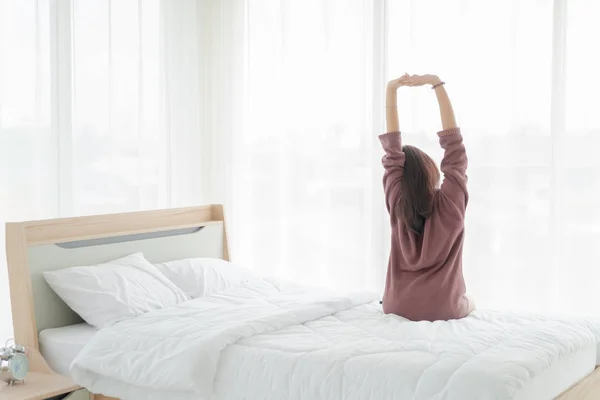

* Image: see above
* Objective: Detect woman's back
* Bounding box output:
[380,129,470,321]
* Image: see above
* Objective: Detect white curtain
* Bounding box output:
[230,0,600,315]
[2,0,600,344]
[227,0,389,293]
[0,0,209,344]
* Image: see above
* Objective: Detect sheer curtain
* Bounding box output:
[230,0,600,315]
[3,0,600,346]
[227,0,389,292]
[0,0,206,343]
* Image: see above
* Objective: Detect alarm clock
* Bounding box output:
[0,339,29,385]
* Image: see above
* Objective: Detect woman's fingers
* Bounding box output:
[406,74,428,86]
[406,77,418,86]
[392,73,430,87]
[396,76,410,86]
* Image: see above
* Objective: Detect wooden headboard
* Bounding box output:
[5,204,230,350]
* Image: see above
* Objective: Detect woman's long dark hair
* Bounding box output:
[397,145,440,235]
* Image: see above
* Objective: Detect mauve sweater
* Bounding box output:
[379,128,470,321]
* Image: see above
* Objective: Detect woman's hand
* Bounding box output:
[387,73,410,91]
[403,74,442,87]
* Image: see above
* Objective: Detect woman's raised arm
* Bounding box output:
[433,80,458,131]
[380,74,409,216]
[403,74,467,212]
[385,74,409,133]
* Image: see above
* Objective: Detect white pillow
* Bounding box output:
[43,252,190,329]
[154,258,259,298]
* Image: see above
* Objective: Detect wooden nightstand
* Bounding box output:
[0,347,82,400]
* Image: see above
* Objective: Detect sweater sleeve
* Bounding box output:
[379,132,405,215]
[438,128,468,213]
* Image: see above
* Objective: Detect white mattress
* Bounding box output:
[69,279,600,400]
[513,342,595,400]
[39,323,97,376]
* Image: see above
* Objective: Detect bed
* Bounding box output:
[5,204,600,399]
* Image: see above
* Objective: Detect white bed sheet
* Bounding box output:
[39,323,97,376]
[70,279,600,400]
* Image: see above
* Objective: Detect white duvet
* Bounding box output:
[71,279,600,400]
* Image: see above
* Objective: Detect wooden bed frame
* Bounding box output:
[6,205,228,400]
[4,204,600,399]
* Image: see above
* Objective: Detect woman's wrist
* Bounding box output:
[428,75,442,86]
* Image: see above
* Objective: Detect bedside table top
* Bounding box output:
[0,371,79,400]
[0,346,80,400]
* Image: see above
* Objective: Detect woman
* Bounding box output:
[380,73,474,321]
